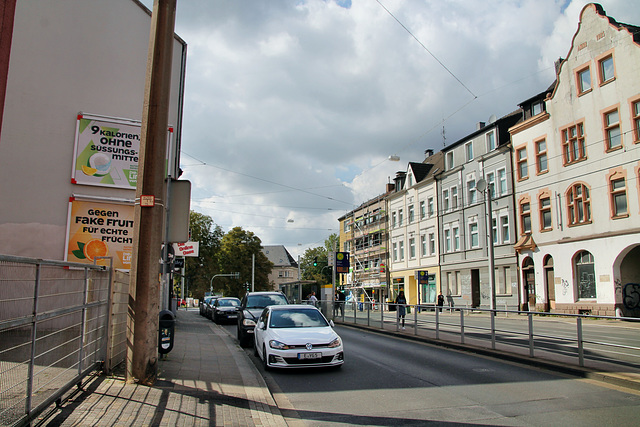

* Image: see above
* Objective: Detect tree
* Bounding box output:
[218,227,274,297]
[180,211,223,298]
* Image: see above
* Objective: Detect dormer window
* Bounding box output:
[532,101,543,116]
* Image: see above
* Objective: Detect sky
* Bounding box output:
[140,0,640,259]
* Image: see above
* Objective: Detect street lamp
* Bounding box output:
[476,178,496,311]
[209,272,240,294]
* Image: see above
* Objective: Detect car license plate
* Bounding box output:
[227,315,237,319]
[298,352,322,360]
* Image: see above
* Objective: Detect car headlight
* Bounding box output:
[328,337,341,348]
[269,340,292,350]
[242,318,256,327]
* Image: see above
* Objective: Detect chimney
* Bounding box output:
[554,57,564,76]
[386,183,395,193]
[476,122,485,131]
[425,149,434,158]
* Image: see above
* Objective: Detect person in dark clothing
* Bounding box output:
[437,291,445,312]
[395,291,407,330]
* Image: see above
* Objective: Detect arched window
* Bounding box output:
[575,251,596,299]
[566,183,591,226]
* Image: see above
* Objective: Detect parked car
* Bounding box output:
[204,296,220,319]
[199,296,215,316]
[254,304,344,370]
[237,291,288,347]
[212,297,241,324]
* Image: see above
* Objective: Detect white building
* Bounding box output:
[510,3,640,316]
[387,151,443,306]
[0,0,187,269]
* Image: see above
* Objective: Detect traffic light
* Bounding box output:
[313,257,318,267]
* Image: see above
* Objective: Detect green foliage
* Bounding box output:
[218,227,274,298]
[301,246,331,284]
[183,211,224,298]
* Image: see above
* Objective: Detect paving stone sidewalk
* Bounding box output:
[38,309,288,426]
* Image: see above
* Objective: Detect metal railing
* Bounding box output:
[0,255,112,427]
[325,300,640,375]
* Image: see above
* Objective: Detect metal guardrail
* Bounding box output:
[0,255,112,427]
[324,300,640,374]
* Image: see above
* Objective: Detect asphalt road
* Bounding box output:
[219,321,640,426]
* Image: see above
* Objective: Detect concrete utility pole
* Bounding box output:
[127,0,176,385]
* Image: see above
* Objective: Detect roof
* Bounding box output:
[262,245,298,268]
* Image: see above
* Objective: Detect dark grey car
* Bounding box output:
[212,297,241,324]
[236,291,288,347]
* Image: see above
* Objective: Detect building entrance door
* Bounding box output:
[522,257,535,311]
[471,269,480,307]
[544,256,555,311]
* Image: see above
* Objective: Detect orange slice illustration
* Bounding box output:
[83,239,109,261]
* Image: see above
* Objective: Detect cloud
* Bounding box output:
[139,0,639,258]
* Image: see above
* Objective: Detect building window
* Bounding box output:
[453,226,460,251]
[487,172,496,199]
[498,168,507,196]
[409,237,416,258]
[577,66,591,94]
[486,131,496,151]
[598,54,614,84]
[561,122,586,165]
[398,209,403,226]
[603,108,622,150]
[427,197,434,217]
[446,152,454,170]
[467,179,477,204]
[517,147,528,180]
[392,212,397,228]
[429,233,435,255]
[610,177,628,218]
[470,222,479,248]
[567,183,591,226]
[492,217,498,245]
[444,229,451,252]
[465,142,474,162]
[399,241,405,261]
[575,251,596,299]
[501,215,510,243]
[447,272,460,296]
[540,196,552,231]
[443,189,450,211]
[520,200,531,234]
[392,242,398,262]
[532,101,543,116]
[451,186,458,209]
[420,201,426,219]
[408,205,415,223]
[632,100,640,143]
[535,139,548,174]
[421,234,427,257]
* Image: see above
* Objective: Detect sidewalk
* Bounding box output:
[38,309,288,427]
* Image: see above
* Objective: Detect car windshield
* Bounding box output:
[218,299,239,307]
[269,309,329,328]
[246,294,287,309]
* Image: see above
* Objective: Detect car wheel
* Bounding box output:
[253,341,259,357]
[212,313,218,323]
[262,345,270,371]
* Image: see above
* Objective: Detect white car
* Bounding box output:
[254,305,344,370]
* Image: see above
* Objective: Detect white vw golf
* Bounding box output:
[254,304,344,370]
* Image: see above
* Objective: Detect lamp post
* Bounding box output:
[209,272,240,295]
[476,178,496,311]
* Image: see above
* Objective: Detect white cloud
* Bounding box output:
[139,0,639,258]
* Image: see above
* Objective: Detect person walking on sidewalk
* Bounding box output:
[437,291,445,312]
[308,291,318,307]
[395,291,407,330]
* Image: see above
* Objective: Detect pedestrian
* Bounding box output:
[334,291,340,316]
[395,291,407,330]
[437,291,445,312]
[308,291,318,306]
[338,290,345,316]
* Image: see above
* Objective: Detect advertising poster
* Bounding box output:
[66,198,134,270]
[71,113,173,189]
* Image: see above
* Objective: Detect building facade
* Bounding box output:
[510,3,640,316]
[262,245,298,291]
[387,151,443,306]
[0,0,187,268]
[437,113,521,310]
